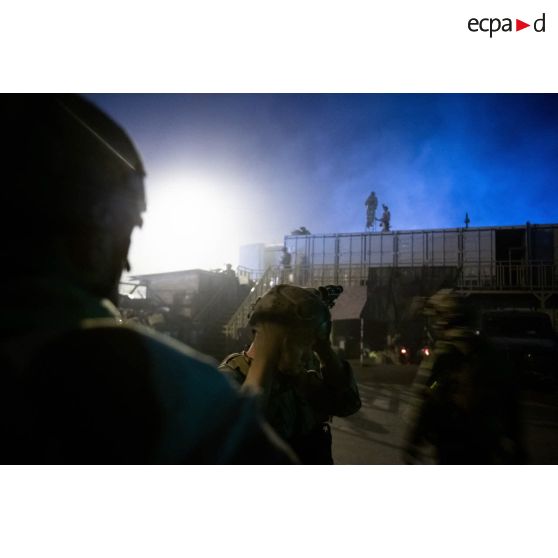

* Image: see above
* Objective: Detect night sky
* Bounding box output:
[88,94,558,275]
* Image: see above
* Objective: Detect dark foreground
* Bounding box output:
[332,362,558,465]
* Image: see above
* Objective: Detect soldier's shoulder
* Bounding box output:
[65,320,224,388]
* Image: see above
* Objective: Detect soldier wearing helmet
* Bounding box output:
[403,289,524,464]
[0,94,295,464]
[219,284,361,464]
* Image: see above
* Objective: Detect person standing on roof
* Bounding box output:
[365,191,378,230]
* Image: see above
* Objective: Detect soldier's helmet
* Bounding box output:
[424,289,467,330]
[248,284,331,338]
[2,94,146,239]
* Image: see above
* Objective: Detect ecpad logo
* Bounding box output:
[468,13,546,38]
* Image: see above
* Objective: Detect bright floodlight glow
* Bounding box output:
[128,172,249,274]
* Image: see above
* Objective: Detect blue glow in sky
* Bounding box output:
[89,94,558,274]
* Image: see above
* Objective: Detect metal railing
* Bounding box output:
[457,261,557,291]
[224,266,283,339]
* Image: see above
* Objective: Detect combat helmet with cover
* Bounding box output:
[1,94,146,302]
[423,288,475,345]
[248,284,334,339]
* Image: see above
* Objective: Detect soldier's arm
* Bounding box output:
[323,360,361,417]
[144,334,298,464]
[239,323,287,405]
[402,351,452,462]
[300,341,361,417]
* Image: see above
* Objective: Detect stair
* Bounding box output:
[224,266,286,340]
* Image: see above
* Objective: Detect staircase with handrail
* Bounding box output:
[224,266,287,340]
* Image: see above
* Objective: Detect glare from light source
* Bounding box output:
[128,172,249,274]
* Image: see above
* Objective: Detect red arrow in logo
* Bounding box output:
[516,19,530,31]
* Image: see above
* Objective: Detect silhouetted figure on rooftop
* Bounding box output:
[378,204,391,232]
[365,191,378,230]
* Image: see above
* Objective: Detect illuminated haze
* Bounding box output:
[88,94,558,275]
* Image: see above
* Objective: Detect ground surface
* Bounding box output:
[331,361,558,465]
